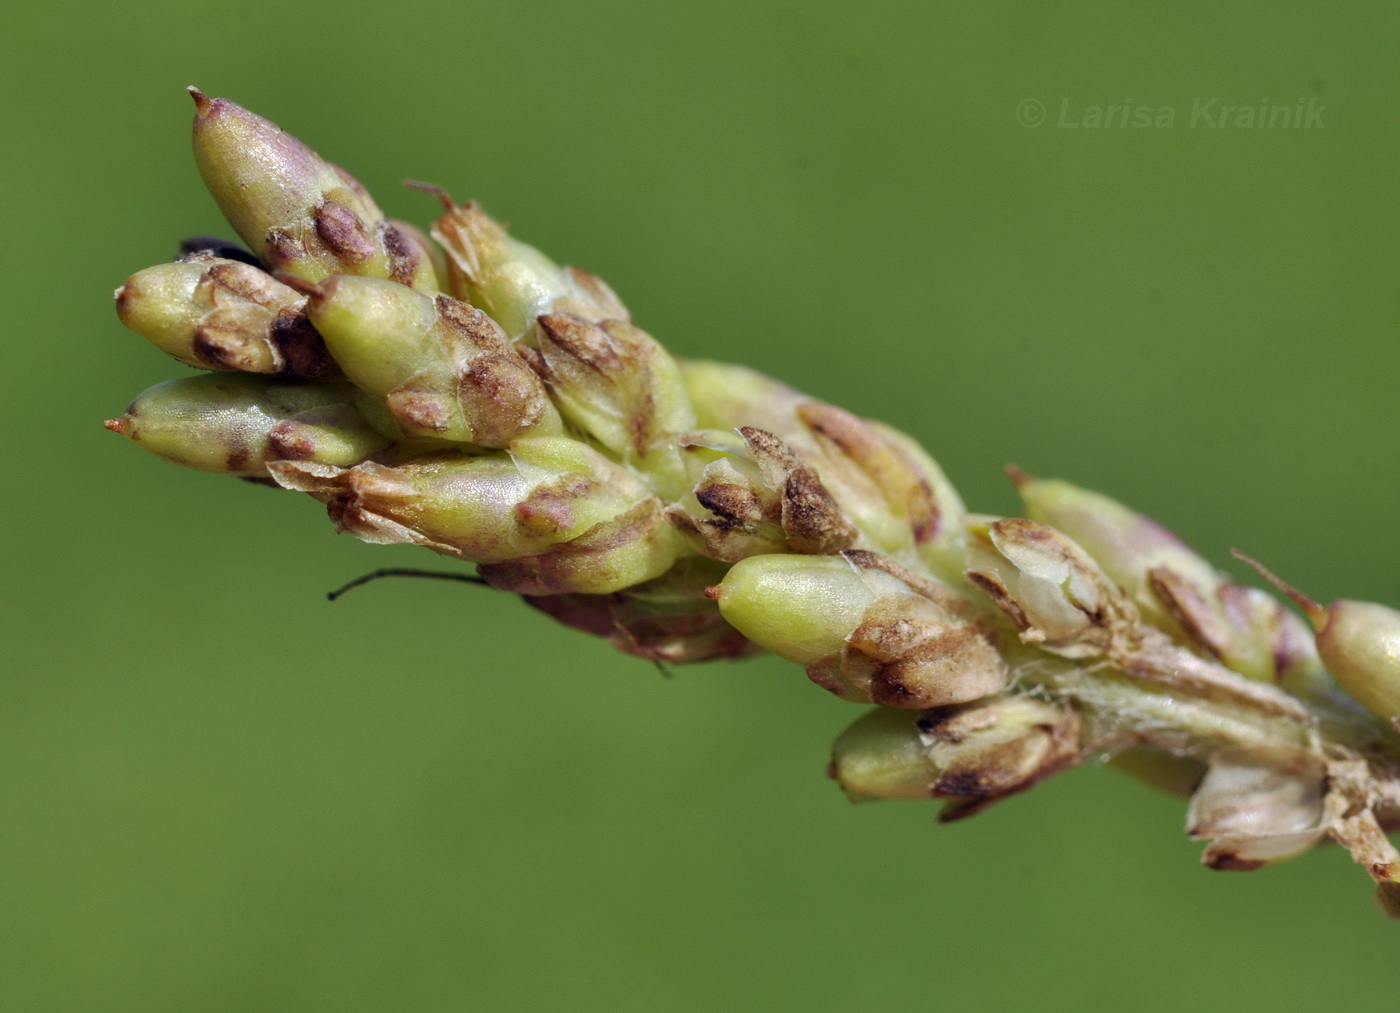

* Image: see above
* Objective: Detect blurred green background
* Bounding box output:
[4,2,1399,1009]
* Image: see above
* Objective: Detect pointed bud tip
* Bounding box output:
[1005,463,1030,489]
[1231,549,1326,625]
[103,417,129,436]
[187,86,212,115]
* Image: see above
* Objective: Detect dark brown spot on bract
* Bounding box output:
[314,200,376,263]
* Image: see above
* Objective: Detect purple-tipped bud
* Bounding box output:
[190,90,437,291]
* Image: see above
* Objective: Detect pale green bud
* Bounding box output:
[115,255,336,377]
[1311,600,1400,727]
[798,403,964,577]
[829,698,1082,814]
[1233,553,1400,724]
[867,420,967,582]
[269,437,682,594]
[534,313,695,494]
[190,89,437,291]
[714,551,1005,709]
[681,360,820,451]
[104,374,387,475]
[428,196,625,340]
[305,275,561,446]
[1187,749,1330,870]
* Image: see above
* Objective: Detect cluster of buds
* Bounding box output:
[107,92,1400,919]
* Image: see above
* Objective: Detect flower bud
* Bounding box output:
[714,551,1005,708]
[533,313,695,493]
[681,360,821,450]
[964,517,1135,658]
[1309,600,1400,727]
[115,255,336,377]
[1187,749,1330,870]
[428,195,625,340]
[190,90,437,291]
[1016,474,1307,684]
[268,437,681,594]
[829,698,1081,815]
[304,275,561,446]
[1231,554,1400,726]
[668,427,857,561]
[524,558,760,663]
[798,404,964,576]
[104,374,387,475]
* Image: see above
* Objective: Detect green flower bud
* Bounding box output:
[190,89,437,291]
[829,699,1082,815]
[1232,553,1400,726]
[798,403,963,577]
[1187,749,1330,870]
[1310,600,1400,727]
[681,360,820,450]
[965,517,1135,658]
[115,255,336,377]
[867,420,967,582]
[304,275,561,447]
[269,437,682,594]
[533,313,695,494]
[104,374,387,475]
[714,551,1005,709]
[427,194,625,340]
[668,426,857,561]
[1017,473,1308,685]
